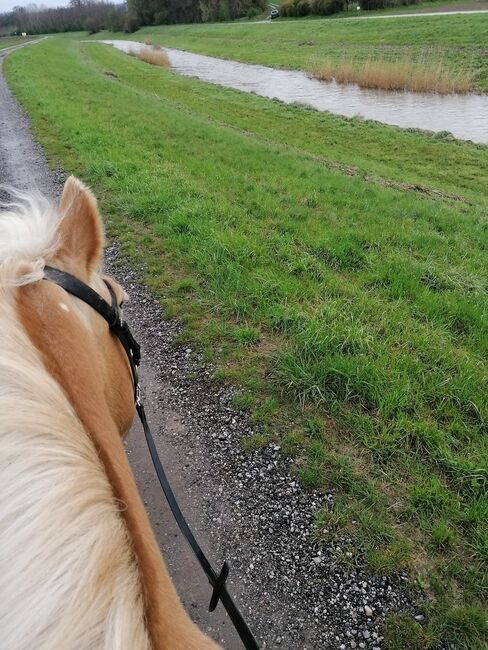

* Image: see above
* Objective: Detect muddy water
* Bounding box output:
[98,40,488,144]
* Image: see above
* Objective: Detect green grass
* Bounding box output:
[5,37,488,648]
[96,11,488,92]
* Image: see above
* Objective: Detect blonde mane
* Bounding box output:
[0,191,150,649]
[0,188,61,287]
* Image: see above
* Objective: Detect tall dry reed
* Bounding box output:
[309,58,472,94]
[129,46,170,68]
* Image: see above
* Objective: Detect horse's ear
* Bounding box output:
[57,176,104,278]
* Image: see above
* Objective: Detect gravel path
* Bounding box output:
[0,42,420,649]
[0,39,59,198]
[347,6,488,18]
[247,4,488,22]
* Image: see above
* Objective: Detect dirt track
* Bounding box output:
[0,41,418,650]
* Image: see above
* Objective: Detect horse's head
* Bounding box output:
[13,176,135,436]
[2,177,222,650]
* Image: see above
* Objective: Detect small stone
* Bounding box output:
[312,556,322,565]
[350,642,357,649]
[364,605,373,617]
[275,637,282,645]
[414,614,425,622]
[363,630,370,639]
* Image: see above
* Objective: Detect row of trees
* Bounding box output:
[0,0,267,35]
[127,0,266,24]
[0,1,130,35]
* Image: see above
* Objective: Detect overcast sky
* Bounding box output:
[0,0,67,12]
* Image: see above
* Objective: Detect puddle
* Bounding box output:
[97,40,488,144]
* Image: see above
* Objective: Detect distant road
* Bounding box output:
[350,7,488,18]
[250,7,488,23]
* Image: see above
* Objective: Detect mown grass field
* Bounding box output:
[5,37,488,648]
[97,12,488,92]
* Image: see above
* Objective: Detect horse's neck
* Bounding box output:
[8,288,218,650]
[0,298,150,649]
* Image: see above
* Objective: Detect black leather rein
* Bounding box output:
[43,266,259,650]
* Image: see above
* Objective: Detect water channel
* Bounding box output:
[98,40,488,144]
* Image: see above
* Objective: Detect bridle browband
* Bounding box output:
[42,266,259,650]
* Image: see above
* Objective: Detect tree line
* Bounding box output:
[0,0,267,35]
[128,0,266,24]
[0,1,129,35]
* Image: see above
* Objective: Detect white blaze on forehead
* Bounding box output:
[59,302,70,312]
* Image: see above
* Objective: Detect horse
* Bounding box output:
[0,176,219,649]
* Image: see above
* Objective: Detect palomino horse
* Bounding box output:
[0,177,219,649]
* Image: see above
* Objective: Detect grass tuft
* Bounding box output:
[442,606,488,649]
[431,520,456,550]
[385,614,437,650]
[241,432,270,452]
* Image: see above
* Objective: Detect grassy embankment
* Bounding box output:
[5,37,488,648]
[98,12,488,93]
[0,35,38,51]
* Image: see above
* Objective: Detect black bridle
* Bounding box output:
[43,266,259,650]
